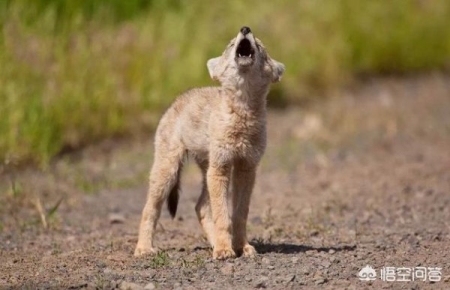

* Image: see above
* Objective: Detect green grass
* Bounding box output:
[1,0,450,165]
[147,251,170,269]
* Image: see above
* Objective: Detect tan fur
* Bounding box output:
[135,27,284,260]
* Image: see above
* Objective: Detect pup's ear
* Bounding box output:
[269,58,285,83]
[207,57,221,81]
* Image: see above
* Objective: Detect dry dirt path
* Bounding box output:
[1,75,450,289]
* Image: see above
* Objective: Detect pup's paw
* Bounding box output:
[213,248,236,260]
[134,245,158,257]
[242,244,257,258]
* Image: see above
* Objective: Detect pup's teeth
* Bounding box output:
[238,53,241,57]
[249,54,252,58]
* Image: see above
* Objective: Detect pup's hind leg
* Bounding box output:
[195,160,215,248]
[135,146,185,256]
[232,160,257,257]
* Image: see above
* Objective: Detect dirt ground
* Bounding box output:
[1,74,450,289]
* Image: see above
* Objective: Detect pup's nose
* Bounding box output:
[240,26,251,35]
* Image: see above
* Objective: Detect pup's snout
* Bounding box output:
[240,26,251,35]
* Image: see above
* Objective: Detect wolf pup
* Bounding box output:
[135,26,284,260]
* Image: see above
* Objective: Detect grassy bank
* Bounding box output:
[1,0,450,165]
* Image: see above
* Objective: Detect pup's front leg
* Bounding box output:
[232,161,257,257]
[207,164,235,260]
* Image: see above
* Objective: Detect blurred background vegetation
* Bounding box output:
[1,0,449,166]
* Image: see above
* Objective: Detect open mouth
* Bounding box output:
[236,38,255,59]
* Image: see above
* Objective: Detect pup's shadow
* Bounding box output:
[251,241,356,254]
[190,242,356,255]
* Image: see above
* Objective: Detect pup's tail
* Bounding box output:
[167,165,183,218]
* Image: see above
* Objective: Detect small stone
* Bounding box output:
[250,216,263,225]
[103,268,113,274]
[109,281,118,288]
[285,275,296,283]
[321,261,331,268]
[120,281,144,290]
[220,263,234,275]
[205,262,215,271]
[291,257,299,264]
[268,265,275,270]
[297,279,306,285]
[305,250,316,256]
[314,277,326,285]
[96,261,107,268]
[328,249,335,254]
[261,257,270,264]
[310,230,319,237]
[107,253,128,261]
[245,275,252,282]
[109,213,125,224]
[254,276,269,288]
[144,283,156,290]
